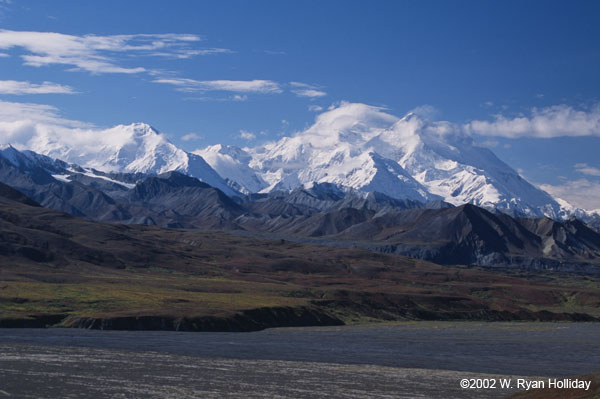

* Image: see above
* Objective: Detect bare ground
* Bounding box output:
[0,344,532,399]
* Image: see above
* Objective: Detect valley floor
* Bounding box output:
[0,345,528,399]
[0,322,599,398]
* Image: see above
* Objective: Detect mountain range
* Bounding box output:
[1,143,600,273]
[1,101,600,271]
[6,102,598,225]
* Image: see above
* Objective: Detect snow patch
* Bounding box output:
[51,174,71,183]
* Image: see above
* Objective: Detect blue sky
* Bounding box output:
[1,0,599,209]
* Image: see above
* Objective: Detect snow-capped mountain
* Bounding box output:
[242,104,437,203]
[193,144,267,194]
[22,122,237,196]
[230,102,561,217]
[0,144,69,174]
[3,102,595,223]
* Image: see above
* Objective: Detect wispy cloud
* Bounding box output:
[264,50,286,55]
[575,163,600,177]
[181,132,203,142]
[183,94,249,102]
[238,130,256,140]
[154,78,282,94]
[465,104,600,138]
[150,47,233,59]
[308,104,323,112]
[0,30,229,74]
[290,82,327,98]
[0,80,76,95]
[477,139,500,148]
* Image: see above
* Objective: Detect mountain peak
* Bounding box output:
[121,122,160,136]
[399,111,419,122]
[153,171,211,188]
[0,143,17,151]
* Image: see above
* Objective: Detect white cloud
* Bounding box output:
[181,133,203,142]
[308,105,323,112]
[0,100,96,152]
[0,30,226,74]
[0,100,89,128]
[154,78,282,94]
[264,50,286,55]
[290,82,327,98]
[294,89,327,98]
[409,104,438,119]
[238,130,256,140]
[574,163,600,177]
[465,104,600,138]
[538,179,600,211]
[0,80,76,95]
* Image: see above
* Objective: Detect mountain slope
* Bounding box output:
[126,171,245,228]
[193,144,267,194]
[0,146,132,219]
[325,204,600,271]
